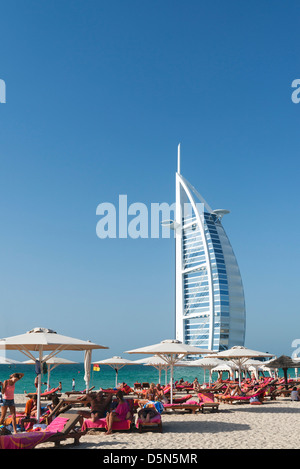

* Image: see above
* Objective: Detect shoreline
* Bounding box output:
[13,393,300,450]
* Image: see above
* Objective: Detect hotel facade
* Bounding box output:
[174,146,246,352]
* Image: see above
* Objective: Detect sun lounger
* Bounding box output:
[43,412,84,447]
[198,383,225,393]
[197,392,219,413]
[61,396,90,407]
[164,392,219,414]
[26,387,61,401]
[163,399,202,414]
[81,399,135,433]
[0,412,84,449]
[219,387,267,404]
[136,414,162,433]
[172,394,193,404]
[64,386,95,397]
[81,416,133,432]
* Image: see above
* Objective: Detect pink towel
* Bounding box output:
[81,417,131,432]
[81,418,107,431]
[0,431,57,449]
[136,414,161,428]
[198,392,215,403]
[45,416,69,433]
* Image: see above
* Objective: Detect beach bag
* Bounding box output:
[0,425,11,435]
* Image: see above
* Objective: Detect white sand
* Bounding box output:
[14,394,300,450]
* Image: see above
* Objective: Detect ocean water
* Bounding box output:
[0,363,206,394]
[0,363,291,395]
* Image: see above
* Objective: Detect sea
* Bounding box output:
[0,363,292,395]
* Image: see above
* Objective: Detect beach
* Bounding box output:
[13,393,300,450]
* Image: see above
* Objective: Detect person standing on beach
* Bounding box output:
[72,378,75,391]
[0,373,24,433]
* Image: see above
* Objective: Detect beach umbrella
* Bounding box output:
[84,349,92,394]
[0,327,108,422]
[209,346,274,386]
[0,356,22,365]
[293,357,300,379]
[125,339,213,403]
[134,355,188,385]
[211,361,240,381]
[188,357,224,386]
[22,354,78,390]
[133,356,170,385]
[243,359,267,380]
[93,356,137,388]
[265,355,300,388]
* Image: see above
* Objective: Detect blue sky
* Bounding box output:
[0,1,299,361]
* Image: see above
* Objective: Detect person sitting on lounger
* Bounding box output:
[291,387,300,401]
[47,394,60,412]
[193,378,199,391]
[156,384,164,400]
[25,395,39,417]
[145,383,158,401]
[82,391,113,423]
[105,390,131,435]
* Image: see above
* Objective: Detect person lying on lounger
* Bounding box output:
[137,406,159,423]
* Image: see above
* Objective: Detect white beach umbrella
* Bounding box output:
[211,361,240,380]
[93,356,137,388]
[209,346,274,386]
[0,356,22,365]
[84,349,92,394]
[133,355,170,385]
[125,339,213,403]
[243,359,267,380]
[293,357,300,379]
[134,355,188,385]
[188,357,224,385]
[22,354,78,390]
[0,327,108,422]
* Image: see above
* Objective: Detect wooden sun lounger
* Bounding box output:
[164,403,202,414]
[64,386,95,397]
[43,412,84,447]
[0,412,85,449]
[26,387,61,401]
[136,415,163,433]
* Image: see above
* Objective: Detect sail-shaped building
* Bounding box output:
[174,145,246,352]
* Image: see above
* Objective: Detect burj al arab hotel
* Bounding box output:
[173,145,246,352]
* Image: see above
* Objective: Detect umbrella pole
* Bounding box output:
[284,368,288,389]
[37,350,42,423]
[115,369,118,389]
[170,363,174,404]
[47,364,50,391]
